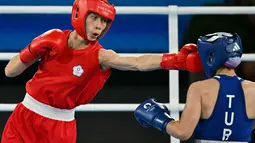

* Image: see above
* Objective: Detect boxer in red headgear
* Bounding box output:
[2,0,203,142]
[72,0,116,41]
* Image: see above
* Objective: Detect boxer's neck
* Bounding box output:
[215,67,236,77]
[68,30,90,50]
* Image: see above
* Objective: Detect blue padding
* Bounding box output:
[0,14,170,53]
[0,0,225,53]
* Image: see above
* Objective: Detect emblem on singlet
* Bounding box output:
[72,65,84,77]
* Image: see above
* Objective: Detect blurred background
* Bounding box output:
[0,0,255,143]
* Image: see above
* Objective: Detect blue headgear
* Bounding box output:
[197,32,243,78]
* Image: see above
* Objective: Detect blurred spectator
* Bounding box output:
[181,0,255,83]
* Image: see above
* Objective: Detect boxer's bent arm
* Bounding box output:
[5,54,37,77]
[99,49,163,71]
[165,82,202,141]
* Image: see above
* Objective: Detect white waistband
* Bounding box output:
[194,140,248,143]
[22,93,75,121]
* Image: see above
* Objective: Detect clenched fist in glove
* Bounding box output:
[134,98,174,133]
[20,29,67,64]
[160,43,203,73]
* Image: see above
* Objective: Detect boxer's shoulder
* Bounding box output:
[189,79,219,95]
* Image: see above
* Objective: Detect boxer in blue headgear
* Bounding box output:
[197,32,243,78]
[134,32,255,142]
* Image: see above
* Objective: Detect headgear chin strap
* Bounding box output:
[197,32,243,78]
[71,0,116,42]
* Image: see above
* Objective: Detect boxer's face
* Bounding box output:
[85,13,109,41]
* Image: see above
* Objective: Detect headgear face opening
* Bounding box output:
[71,0,116,41]
[197,32,243,78]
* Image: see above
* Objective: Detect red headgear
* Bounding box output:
[71,0,116,41]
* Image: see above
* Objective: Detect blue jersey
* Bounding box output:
[193,74,254,142]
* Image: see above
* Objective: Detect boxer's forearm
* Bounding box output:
[166,121,192,141]
[4,54,35,77]
[101,54,164,71]
[133,54,163,71]
[99,49,165,71]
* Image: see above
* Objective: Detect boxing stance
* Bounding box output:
[134,32,255,142]
[2,0,203,143]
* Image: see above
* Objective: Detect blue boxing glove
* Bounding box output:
[134,98,174,133]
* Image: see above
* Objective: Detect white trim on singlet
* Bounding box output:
[22,93,75,121]
[213,75,243,81]
[214,76,221,79]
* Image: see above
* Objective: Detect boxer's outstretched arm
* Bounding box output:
[165,82,202,140]
[5,54,38,77]
[99,49,162,71]
[99,44,203,73]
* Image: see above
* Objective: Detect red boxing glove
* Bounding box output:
[186,52,203,73]
[160,43,203,73]
[20,29,66,64]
